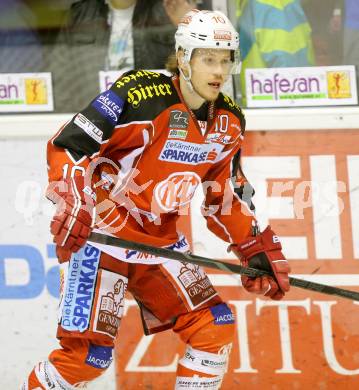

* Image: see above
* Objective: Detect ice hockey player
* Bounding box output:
[22,9,290,390]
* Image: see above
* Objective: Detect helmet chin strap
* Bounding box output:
[179,64,208,103]
[179,65,193,92]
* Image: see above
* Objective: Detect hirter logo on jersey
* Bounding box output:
[159,140,224,165]
[154,172,201,212]
[92,90,124,126]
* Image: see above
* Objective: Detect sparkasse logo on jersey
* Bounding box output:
[159,140,224,165]
[60,245,100,333]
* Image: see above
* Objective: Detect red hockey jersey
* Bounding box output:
[47,70,255,260]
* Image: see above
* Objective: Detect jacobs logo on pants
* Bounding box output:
[85,344,113,369]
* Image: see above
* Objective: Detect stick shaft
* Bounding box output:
[89,232,359,301]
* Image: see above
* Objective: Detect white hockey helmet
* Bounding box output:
[175,9,241,74]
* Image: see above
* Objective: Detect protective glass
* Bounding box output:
[190,48,241,75]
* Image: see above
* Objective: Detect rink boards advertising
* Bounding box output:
[115,129,359,389]
[1,128,359,388]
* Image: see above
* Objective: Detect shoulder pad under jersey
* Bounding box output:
[112,70,181,122]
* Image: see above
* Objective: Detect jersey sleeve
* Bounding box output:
[202,147,256,244]
[47,73,128,182]
[201,112,257,244]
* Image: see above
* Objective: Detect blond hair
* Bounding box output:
[165,52,179,74]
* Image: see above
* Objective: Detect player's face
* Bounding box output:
[190,49,232,101]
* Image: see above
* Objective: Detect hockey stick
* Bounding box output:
[89,232,359,302]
